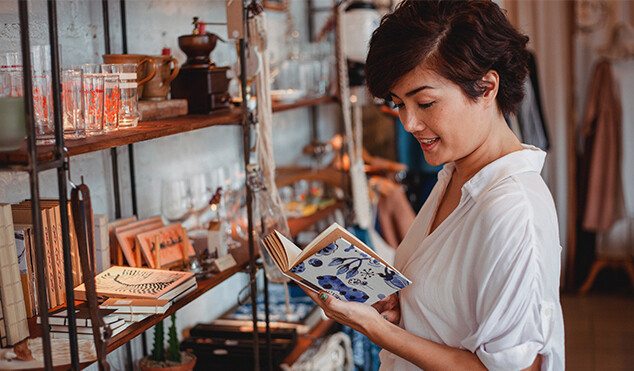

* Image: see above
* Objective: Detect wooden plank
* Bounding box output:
[287,201,345,238]
[0,108,243,165]
[272,96,336,113]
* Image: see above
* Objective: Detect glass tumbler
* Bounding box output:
[0,71,26,151]
[101,63,139,128]
[33,73,54,144]
[61,69,85,140]
[83,74,105,136]
[103,74,120,132]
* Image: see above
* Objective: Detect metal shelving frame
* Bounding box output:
[9,0,80,370]
[5,1,270,370]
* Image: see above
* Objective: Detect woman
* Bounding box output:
[303,1,565,370]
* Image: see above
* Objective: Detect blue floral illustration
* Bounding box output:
[378,267,409,290]
[290,261,305,274]
[317,275,369,303]
[308,258,323,267]
[316,241,338,256]
[328,256,371,279]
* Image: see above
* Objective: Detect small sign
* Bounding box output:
[214,254,237,272]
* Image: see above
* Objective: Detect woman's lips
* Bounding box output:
[418,137,439,151]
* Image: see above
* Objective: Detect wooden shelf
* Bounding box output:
[28,249,251,362]
[0,96,336,167]
[272,96,336,113]
[287,201,345,238]
[0,107,242,166]
[280,319,338,367]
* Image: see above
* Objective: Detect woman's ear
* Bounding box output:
[480,70,500,108]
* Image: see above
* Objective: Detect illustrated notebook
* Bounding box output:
[262,223,411,305]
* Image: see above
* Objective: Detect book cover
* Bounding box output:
[0,204,30,347]
[11,206,58,309]
[262,223,410,305]
[45,205,66,307]
[13,229,33,318]
[38,307,120,327]
[50,317,125,334]
[13,224,39,317]
[100,298,171,314]
[93,214,110,274]
[74,266,196,301]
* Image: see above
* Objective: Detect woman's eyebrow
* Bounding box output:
[390,85,433,100]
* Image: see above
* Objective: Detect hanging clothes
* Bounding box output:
[612,60,634,219]
[579,59,623,232]
[516,52,550,151]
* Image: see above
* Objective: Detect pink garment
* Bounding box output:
[581,60,622,232]
[377,186,415,249]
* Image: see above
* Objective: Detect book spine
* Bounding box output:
[0,205,30,346]
[26,228,39,316]
[93,214,110,274]
[41,209,59,308]
[66,202,82,288]
[13,229,33,318]
[50,206,66,306]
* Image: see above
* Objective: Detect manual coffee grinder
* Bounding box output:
[171,18,231,113]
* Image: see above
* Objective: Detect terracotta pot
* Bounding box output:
[102,54,156,98]
[138,352,196,371]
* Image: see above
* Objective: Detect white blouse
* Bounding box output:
[379,145,565,370]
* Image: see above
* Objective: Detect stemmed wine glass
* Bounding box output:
[160,178,193,224]
[221,163,247,247]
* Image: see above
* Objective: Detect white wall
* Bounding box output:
[0,0,338,368]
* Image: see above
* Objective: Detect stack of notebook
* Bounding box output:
[38,307,129,339]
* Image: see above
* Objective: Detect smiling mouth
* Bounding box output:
[420,138,439,145]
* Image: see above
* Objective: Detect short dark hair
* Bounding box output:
[365,0,530,116]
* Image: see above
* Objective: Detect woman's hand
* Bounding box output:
[371,294,401,324]
[302,289,386,335]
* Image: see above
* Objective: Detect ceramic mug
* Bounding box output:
[102,54,156,98]
[142,55,180,101]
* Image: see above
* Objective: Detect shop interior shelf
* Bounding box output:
[0,108,243,166]
[0,95,336,167]
[272,95,336,113]
[27,256,250,360]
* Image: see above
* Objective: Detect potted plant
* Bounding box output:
[139,314,196,371]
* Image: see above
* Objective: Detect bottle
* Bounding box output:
[247,164,291,284]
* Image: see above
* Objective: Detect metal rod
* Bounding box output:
[120,0,128,53]
[128,144,138,216]
[18,1,53,369]
[102,0,111,54]
[111,148,122,219]
[239,6,260,369]
[47,0,80,367]
[262,269,273,371]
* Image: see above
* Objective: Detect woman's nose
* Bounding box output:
[400,112,424,133]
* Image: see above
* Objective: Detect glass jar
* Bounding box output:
[247,164,291,284]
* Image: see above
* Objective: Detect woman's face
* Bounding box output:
[390,64,492,167]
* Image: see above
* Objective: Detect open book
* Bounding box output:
[262,223,410,305]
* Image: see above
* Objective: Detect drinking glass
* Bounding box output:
[83,74,105,136]
[160,178,193,224]
[61,69,85,140]
[71,64,101,75]
[103,74,120,132]
[0,71,26,151]
[33,73,54,144]
[221,163,246,247]
[101,63,139,128]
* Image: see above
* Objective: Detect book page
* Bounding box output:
[271,230,302,271]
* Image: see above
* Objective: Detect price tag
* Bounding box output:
[214,254,237,272]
